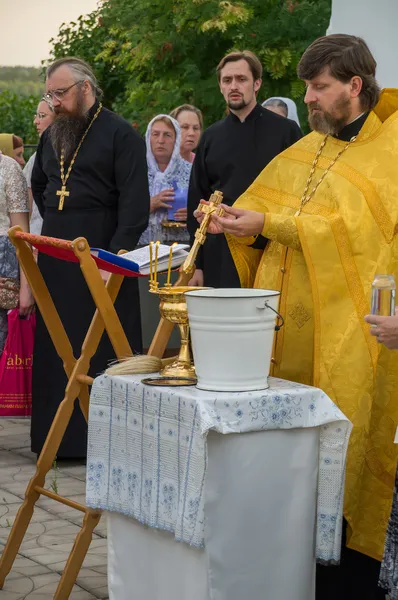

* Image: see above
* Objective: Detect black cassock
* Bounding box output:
[187,103,302,287]
[31,101,149,457]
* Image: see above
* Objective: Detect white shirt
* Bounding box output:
[23,152,43,236]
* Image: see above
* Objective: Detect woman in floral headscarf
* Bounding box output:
[138,114,192,245]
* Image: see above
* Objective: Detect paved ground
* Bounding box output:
[0,419,108,599]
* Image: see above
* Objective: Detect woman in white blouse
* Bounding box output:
[0,151,34,352]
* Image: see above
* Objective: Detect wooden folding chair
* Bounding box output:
[0,226,185,599]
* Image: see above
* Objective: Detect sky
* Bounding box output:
[0,0,99,67]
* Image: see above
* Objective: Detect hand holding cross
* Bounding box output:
[182,191,224,274]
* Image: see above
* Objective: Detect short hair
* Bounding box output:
[12,135,23,149]
[216,50,262,82]
[297,34,380,111]
[263,98,288,117]
[46,57,103,99]
[170,104,203,130]
[151,116,176,133]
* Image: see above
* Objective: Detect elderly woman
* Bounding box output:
[139,114,192,245]
[170,104,203,163]
[262,97,301,128]
[0,150,34,352]
[0,134,26,168]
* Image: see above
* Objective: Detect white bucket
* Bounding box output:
[185,288,281,392]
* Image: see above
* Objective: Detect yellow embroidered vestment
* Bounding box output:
[228,89,398,560]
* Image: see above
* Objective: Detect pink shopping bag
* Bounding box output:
[0,309,36,416]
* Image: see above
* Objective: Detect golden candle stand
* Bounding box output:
[144,190,224,386]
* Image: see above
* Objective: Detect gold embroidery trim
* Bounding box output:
[296,218,321,387]
[249,182,330,217]
[329,213,378,373]
[273,247,293,374]
[282,149,395,242]
[289,302,311,328]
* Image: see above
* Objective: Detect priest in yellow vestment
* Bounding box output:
[195,34,398,597]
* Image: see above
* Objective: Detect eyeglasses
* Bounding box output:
[44,81,81,102]
[34,112,51,120]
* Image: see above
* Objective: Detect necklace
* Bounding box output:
[56,103,103,210]
[295,134,356,216]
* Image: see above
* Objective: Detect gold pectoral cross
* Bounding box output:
[56,185,70,210]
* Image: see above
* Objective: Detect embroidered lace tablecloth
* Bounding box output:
[86,373,352,564]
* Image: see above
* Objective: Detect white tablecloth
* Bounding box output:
[86,374,352,599]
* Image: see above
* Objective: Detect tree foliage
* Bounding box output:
[0,90,38,145]
[49,0,331,131]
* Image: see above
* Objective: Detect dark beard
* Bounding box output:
[227,96,249,110]
[50,106,90,164]
[227,97,249,111]
[308,94,352,135]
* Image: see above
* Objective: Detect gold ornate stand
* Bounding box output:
[146,190,224,386]
[157,286,197,378]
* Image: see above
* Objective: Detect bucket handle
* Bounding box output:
[256,300,285,331]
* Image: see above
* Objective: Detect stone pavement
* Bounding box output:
[0,418,108,599]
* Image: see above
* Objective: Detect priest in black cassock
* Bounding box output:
[187,50,302,288]
[31,58,150,458]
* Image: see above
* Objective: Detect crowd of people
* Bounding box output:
[2,31,398,600]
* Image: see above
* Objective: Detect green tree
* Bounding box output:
[47,12,128,108]
[0,90,38,145]
[49,0,331,131]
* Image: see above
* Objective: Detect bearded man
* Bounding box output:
[195,34,398,599]
[31,57,149,459]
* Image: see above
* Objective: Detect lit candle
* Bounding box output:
[154,241,160,288]
[167,243,177,286]
[149,241,153,285]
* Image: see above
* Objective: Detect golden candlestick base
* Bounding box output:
[161,220,187,229]
[149,285,206,385]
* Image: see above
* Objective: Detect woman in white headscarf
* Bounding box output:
[139,114,192,245]
[262,97,301,128]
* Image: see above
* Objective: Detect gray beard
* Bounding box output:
[50,111,90,164]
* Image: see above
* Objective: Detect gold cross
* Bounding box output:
[181,190,224,274]
[56,185,70,211]
[198,203,224,217]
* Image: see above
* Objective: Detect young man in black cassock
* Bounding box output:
[187,50,302,288]
[31,58,150,458]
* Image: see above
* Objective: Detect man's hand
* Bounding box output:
[188,269,204,287]
[365,309,398,349]
[213,205,265,237]
[193,201,264,237]
[150,189,175,213]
